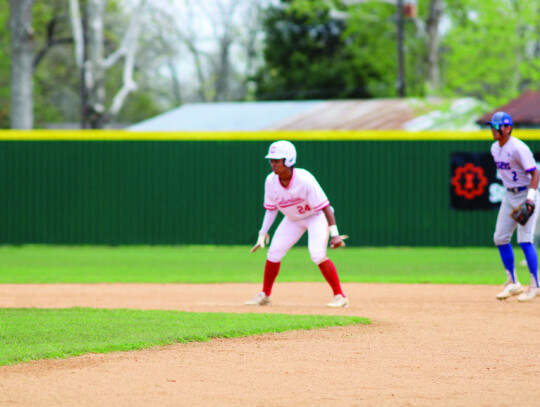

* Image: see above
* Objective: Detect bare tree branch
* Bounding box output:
[34,16,73,69]
[238,0,264,99]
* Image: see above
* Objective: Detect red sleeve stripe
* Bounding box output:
[264,204,277,210]
[313,201,330,211]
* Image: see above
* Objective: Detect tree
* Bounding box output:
[237,0,266,100]
[425,0,444,93]
[9,0,35,129]
[254,0,375,100]
[69,0,147,128]
[31,1,81,127]
[2,0,267,128]
[441,0,540,106]
[342,1,405,98]
[0,7,11,128]
[340,0,442,98]
[138,0,267,105]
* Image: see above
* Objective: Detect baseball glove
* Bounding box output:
[510,202,535,226]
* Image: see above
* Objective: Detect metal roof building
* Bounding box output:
[128,98,485,131]
[128,101,320,131]
[477,90,540,128]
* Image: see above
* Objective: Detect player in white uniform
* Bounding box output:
[246,140,349,307]
[488,112,540,301]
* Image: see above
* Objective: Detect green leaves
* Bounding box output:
[256,0,540,103]
[441,0,540,106]
[255,0,368,100]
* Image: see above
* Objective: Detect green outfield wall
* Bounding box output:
[3,130,540,246]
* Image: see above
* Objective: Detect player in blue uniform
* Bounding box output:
[488,112,540,301]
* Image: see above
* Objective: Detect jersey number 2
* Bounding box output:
[297,204,311,214]
[512,171,518,182]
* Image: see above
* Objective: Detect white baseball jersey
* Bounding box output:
[264,168,329,221]
[491,136,537,189]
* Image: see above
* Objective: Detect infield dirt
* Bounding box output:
[1,282,539,406]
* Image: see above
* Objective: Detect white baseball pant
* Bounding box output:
[267,212,329,264]
[494,189,540,245]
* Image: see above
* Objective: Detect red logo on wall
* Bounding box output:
[451,163,488,200]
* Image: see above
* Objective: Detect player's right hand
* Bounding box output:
[251,233,270,253]
[330,235,349,249]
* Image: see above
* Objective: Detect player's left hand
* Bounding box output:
[510,201,535,226]
[330,235,348,249]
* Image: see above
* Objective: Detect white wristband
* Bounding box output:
[527,188,537,201]
[329,225,339,237]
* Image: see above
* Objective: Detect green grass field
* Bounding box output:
[0,308,368,366]
[0,245,530,284]
[0,245,530,366]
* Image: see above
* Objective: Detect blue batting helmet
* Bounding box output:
[485,111,513,127]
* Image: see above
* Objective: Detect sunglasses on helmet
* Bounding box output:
[490,123,507,130]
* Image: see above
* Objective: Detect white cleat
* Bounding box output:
[496,282,523,300]
[326,294,349,308]
[245,291,271,306]
[517,286,539,302]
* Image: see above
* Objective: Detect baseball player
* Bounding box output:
[246,140,349,307]
[487,112,540,301]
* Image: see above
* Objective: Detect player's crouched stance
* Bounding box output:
[246,140,349,308]
[487,112,540,302]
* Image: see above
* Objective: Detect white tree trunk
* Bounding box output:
[9,0,34,129]
[108,0,147,117]
[86,0,107,126]
[69,0,84,68]
[68,0,146,127]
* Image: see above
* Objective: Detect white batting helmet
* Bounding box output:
[265,140,296,167]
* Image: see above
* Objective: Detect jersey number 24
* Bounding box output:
[297,204,311,214]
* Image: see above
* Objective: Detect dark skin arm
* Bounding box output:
[322,206,345,249]
[529,169,539,190]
